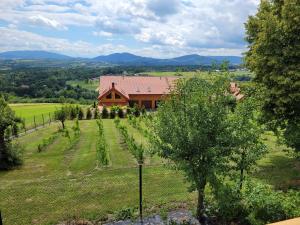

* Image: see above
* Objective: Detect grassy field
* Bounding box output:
[0,115,299,225]
[67,79,99,91]
[145,70,253,80]
[0,119,193,225]
[10,103,63,129]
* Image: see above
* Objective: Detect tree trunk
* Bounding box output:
[239,168,244,190]
[196,181,207,224]
[62,121,65,129]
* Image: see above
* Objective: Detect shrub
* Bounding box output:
[86,108,92,120]
[115,207,135,220]
[102,106,109,119]
[126,107,132,116]
[118,108,125,118]
[110,107,117,119]
[78,107,84,120]
[94,108,99,119]
[133,104,140,117]
[0,142,23,170]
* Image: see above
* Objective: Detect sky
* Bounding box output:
[0,0,260,58]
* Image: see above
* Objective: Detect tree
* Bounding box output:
[86,108,92,120]
[150,77,234,222]
[228,97,267,189]
[54,106,68,129]
[78,107,84,120]
[102,106,109,119]
[245,0,300,154]
[0,97,23,170]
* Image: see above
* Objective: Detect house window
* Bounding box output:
[115,93,121,99]
[106,93,112,99]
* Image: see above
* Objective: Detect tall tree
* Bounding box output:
[228,97,267,189]
[245,0,300,154]
[0,97,23,170]
[150,77,234,222]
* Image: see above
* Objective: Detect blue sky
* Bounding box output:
[0,0,259,58]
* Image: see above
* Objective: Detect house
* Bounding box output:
[98,75,179,109]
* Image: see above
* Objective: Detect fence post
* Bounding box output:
[0,210,3,225]
[42,114,45,127]
[34,116,37,130]
[139,163,143,224]
[24,119,26,134]
[49,113,51,125]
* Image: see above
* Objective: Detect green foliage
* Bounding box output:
[37,131,60,152]
[133,104,140,117]
[96,119,110,166]
[228,98,267,189]
[78,107,84,120]
[245,0,300,153]
[115,207,135,220]
[210,180,300,225]
[0,97,23,170]
[86,108,92,120]
[72,119,81,136]
[94,108,99,119]
[118,108,125,118]
[150,76,236,220]
[114,119,144,163]
[54,106,68,129]
[101,106,109,119]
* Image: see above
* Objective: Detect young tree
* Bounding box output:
[0,97,23,170]
[94,108,99,119]
[54,106,68,129]
[102,106,109,119]
[78,107,84,120]
[150,77,234,222]
[228,98,267,189]
[86,108,92,120]
[245,0,300,154]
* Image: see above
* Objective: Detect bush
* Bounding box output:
[86,108,92,120]
[94,108,99,119]
[78,107,84,120]
[115,207,135,220]
[133,104,140,117]
[126,107,132,116]
[102,106,109,119]
[118,108,125,118]
[0,142,23,170]
[110,107,117,119]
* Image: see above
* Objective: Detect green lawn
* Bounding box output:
[0,118,299,225]
[66,79,99,91]
[9,103,63,129]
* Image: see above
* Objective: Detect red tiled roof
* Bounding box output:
[99,75,179,99]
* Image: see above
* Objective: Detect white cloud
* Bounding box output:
[0,0,260,57]
[93,31,113,37]
[29,15,67,30]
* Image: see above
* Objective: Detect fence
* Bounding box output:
[22,112,54,133]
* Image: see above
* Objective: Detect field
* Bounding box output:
[66,79,99,91]
[10,103,63,129]
[1,106,299,225]
[0,119,194,225]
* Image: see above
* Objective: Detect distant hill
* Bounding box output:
[93,52,243,66]
[0,51,243,65]
[0,50,72,60]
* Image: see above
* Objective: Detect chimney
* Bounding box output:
[112,82,115,88]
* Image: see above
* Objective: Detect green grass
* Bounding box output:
[9,103,63,129]
[0,118,299,225]
[67,79,99,91]
[0,120,192,225]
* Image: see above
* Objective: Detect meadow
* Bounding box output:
[66,79,99,91]
[9,103,63,130]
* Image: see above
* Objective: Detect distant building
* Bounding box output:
[98,75,178,109]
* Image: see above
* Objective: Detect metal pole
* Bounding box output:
[139,164,143,224]
[0,210,3,225]
[34,116,37,130]
[42,114,45,127]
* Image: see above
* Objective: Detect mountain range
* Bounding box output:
[0,50,243,66]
